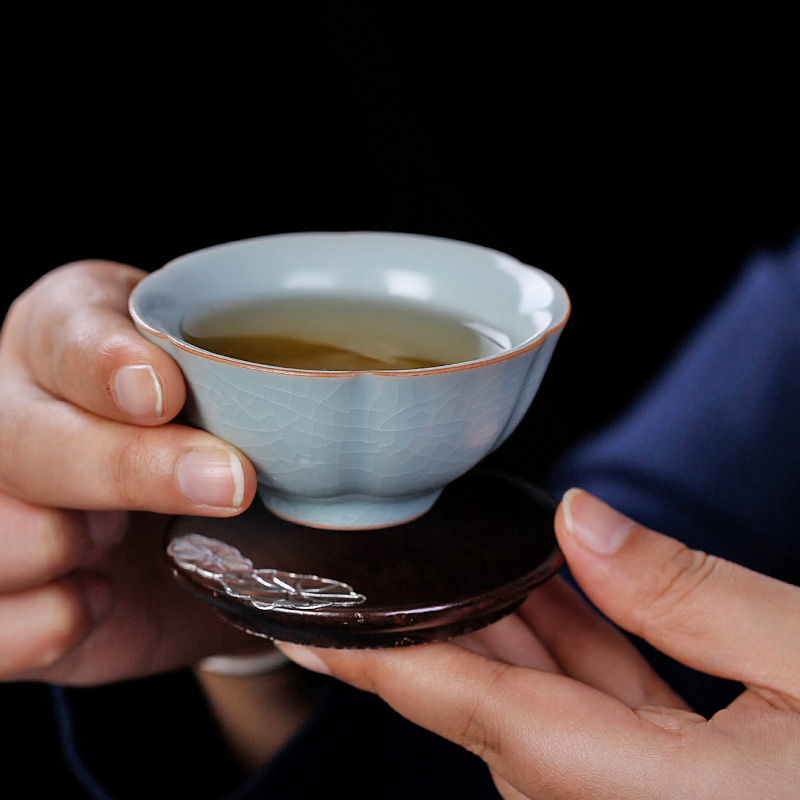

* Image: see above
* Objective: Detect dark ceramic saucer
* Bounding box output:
[165,469,563,648]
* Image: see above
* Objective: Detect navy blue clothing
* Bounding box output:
[49,234,800,798]
[50,674,498,800]
[552,234,800,584]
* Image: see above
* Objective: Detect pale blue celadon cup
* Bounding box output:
[129,232,570,529]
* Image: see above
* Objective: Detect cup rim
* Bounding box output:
[129,231,571,377]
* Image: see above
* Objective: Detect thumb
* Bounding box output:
[557,489,800,697]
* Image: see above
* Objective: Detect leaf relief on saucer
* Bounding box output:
[167,533,366,611]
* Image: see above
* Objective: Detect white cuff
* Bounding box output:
[197,649,290,676]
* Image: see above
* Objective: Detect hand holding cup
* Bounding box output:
[0,261,262,684]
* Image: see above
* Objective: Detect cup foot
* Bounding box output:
[257,488,444,530]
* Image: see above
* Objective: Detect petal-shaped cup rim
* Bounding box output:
[129,231,571,377]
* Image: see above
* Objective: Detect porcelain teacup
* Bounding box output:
[129,231,570,529]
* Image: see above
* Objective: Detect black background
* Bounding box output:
[8,5,798,474]
[4,4,799,796]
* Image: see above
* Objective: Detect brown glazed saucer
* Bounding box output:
[165,468,564,648]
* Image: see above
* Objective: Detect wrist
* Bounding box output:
[194,650,326,773]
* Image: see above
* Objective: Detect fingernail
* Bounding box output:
[274,642,332,676]
[178,447,246,508]
[87,510,129,549]
[113,364,164,418]
[561,488,633,555]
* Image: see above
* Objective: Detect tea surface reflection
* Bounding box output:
[181,295,511,371]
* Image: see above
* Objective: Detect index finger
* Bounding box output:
[5,260,185,425]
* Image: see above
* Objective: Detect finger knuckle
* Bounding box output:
[0,400,34,497]
[3,289,34,330]
[637,545,721,633]
[37,261,114,298]
[3,584,86,674]
[457,663,512,762]
[19,264,143,398]
[4,263,99,333]
[32,596,85,670]
[111,430,161,508]
[44,313,89,393]
[34,510,89,581]
[0,502,89,589]
[54,310,124,389]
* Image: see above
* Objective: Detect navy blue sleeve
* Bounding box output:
[551,233,800,585]
[50,674,498,799]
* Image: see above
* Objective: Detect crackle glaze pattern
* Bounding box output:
[130,232,569,529]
